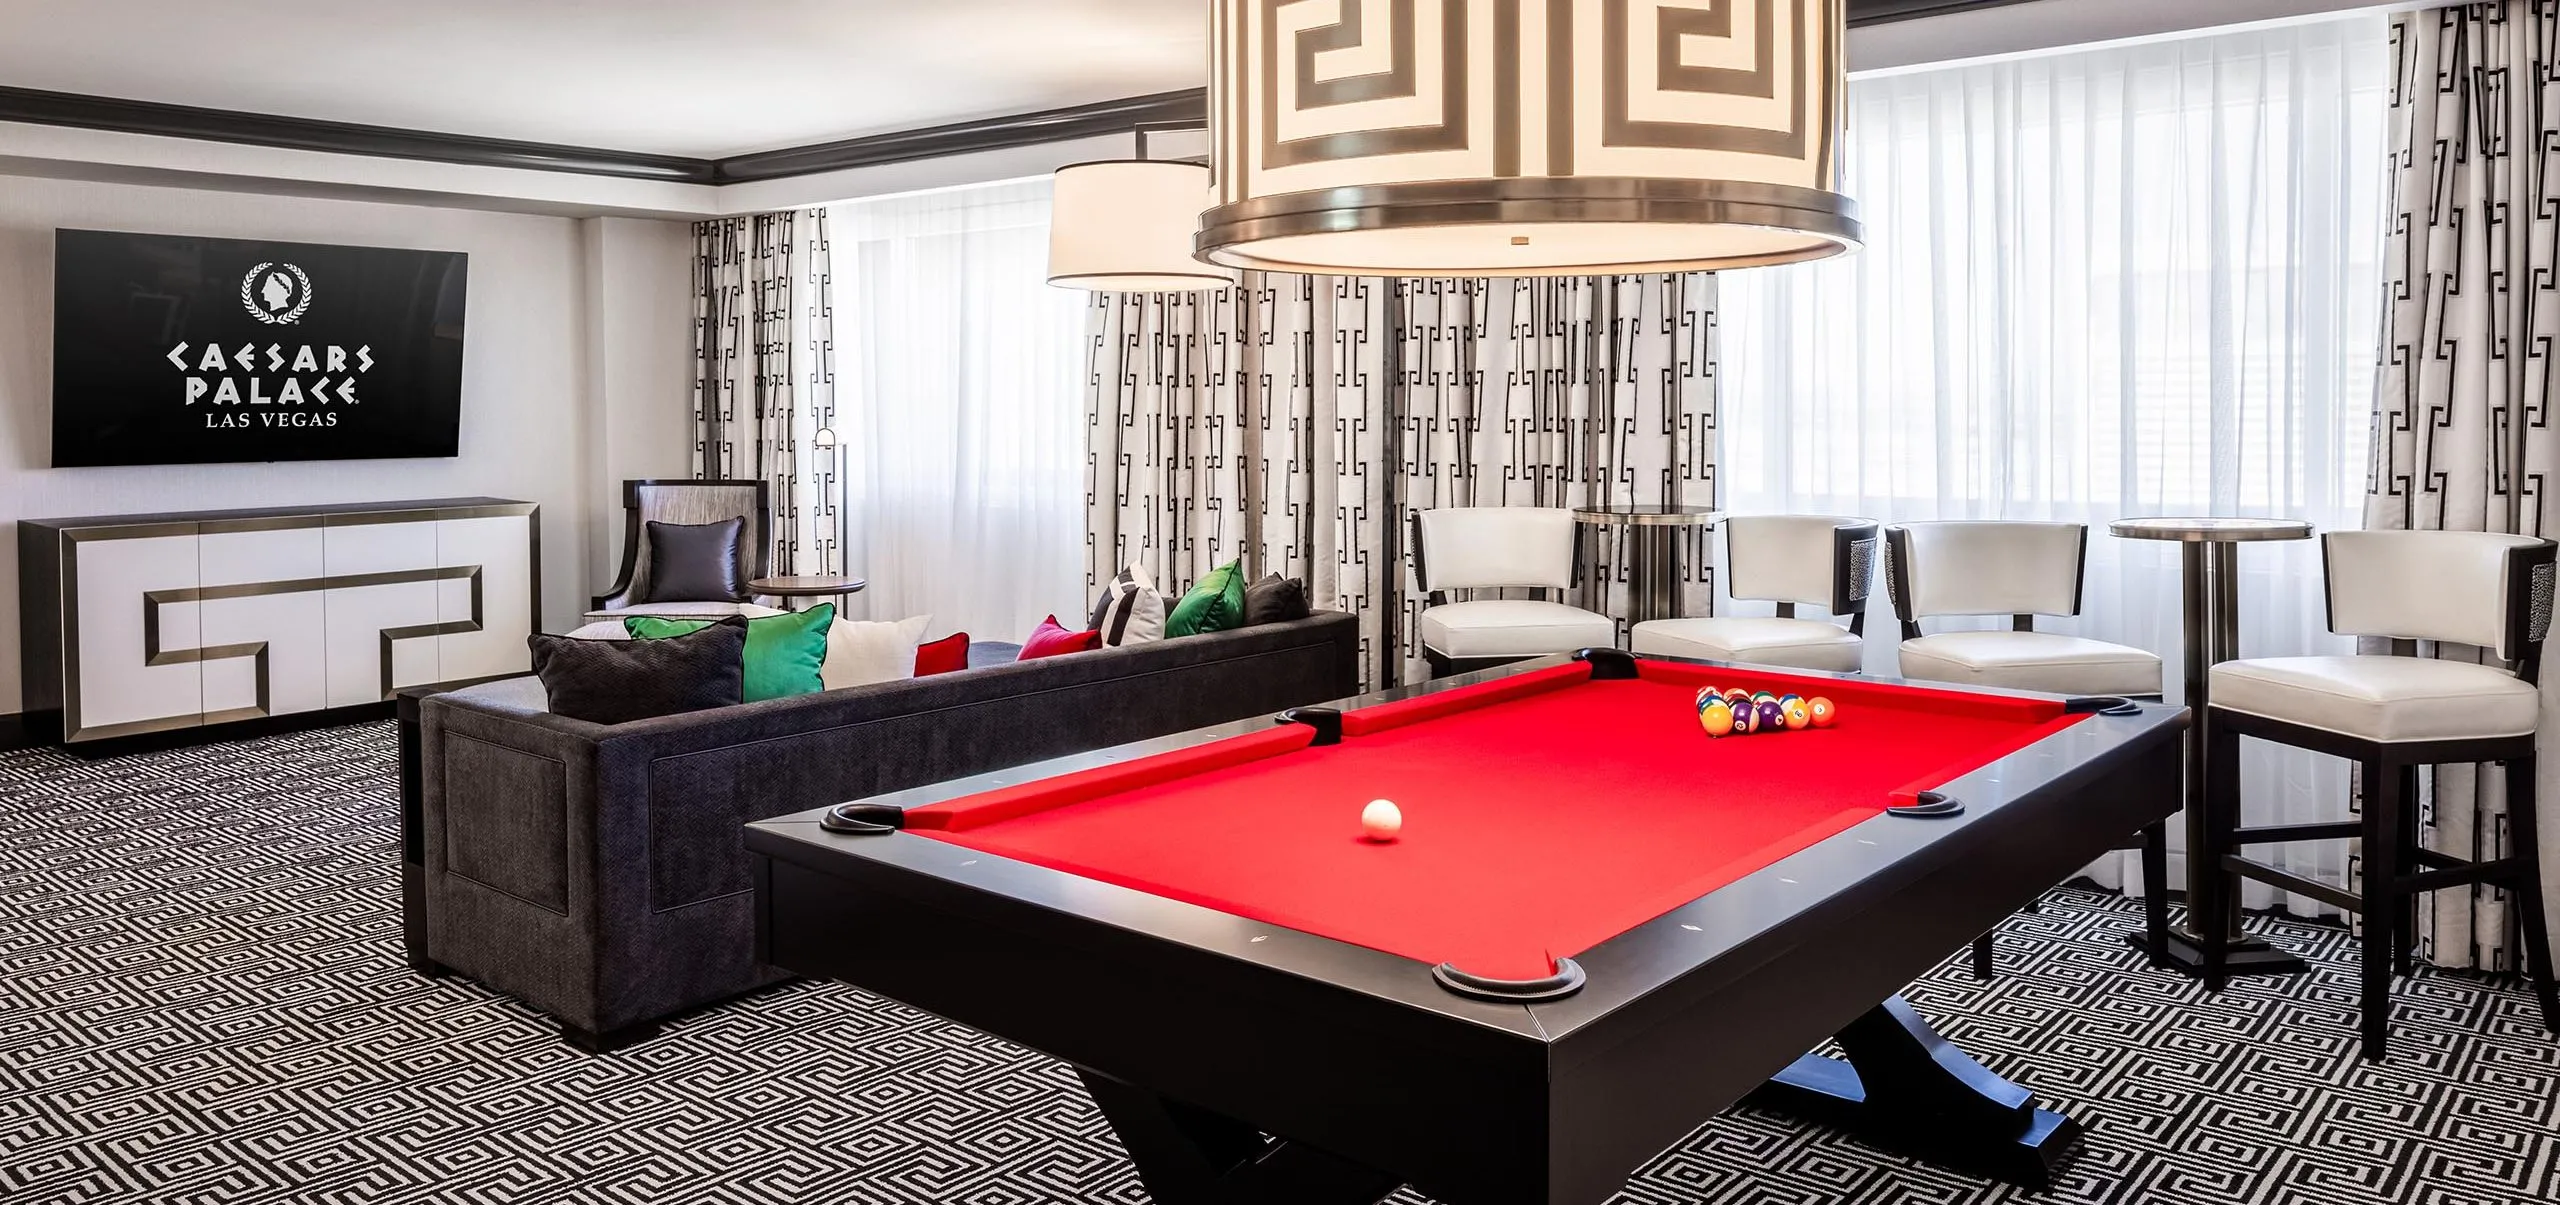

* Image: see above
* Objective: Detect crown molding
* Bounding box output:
[0,2,2032,193]
[0,86,712,183]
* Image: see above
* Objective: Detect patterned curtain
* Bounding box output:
[690,209,837,574]
[2367,1,2560,971]
[1085,272,1719,690]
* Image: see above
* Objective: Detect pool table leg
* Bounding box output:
[1745,995,2081,1188]
[1075,1068,1402,1205]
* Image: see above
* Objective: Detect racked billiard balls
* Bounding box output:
[1697,699,1736,737]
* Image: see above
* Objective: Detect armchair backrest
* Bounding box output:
[595,479,772,611]
[1413,507,1578,593]
[2325,530,2556,666]
[1885,521,2087,633]
[1725,515,1878,616]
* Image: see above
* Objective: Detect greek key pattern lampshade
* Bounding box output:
[1200,0,1861,277]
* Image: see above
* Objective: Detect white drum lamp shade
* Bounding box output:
[1199,0,1861,277]
[1048,159,1236,291]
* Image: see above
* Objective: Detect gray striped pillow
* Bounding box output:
[1089,564,1167,646]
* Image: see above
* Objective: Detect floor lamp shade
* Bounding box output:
[1048,160,1236,291]
[1198,0,1862,277]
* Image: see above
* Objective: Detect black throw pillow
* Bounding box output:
[530,617,746,724]
[1242,574,1312,626]
[642,517,750,603]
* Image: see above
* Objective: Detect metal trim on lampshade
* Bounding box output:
[1199,0,1862,277]
[1048,159,1237,292]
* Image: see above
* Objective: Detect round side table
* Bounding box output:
[2110,516,2314,978]
[1570,505,1724,627]
[750,574,870,613]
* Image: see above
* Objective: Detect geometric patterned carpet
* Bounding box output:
[1,723,2555,1205]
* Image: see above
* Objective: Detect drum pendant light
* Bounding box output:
[1197,0,1861,277]
[1049,131,1237,292]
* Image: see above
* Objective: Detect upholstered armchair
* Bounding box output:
[2198,530,2559,1058]
[1411,507,1619,678]
[588,479,774,622]
[1885,519,2170,975]
[1633,515,1876,672]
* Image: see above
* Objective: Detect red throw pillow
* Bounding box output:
[1017,615,1102,660]
[914,632,970,676]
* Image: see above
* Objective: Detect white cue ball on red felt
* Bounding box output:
[1361,799,1403,842]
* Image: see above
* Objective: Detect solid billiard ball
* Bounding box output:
[1698,699,1736,737]
[1755,700,1787,732]
[1781,698,1813,730]
[1808,697,1839,728]
[1361,799,1403,842]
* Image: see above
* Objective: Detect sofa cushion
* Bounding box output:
[641,518,750,604]
[915,632,971,676]
[528,617,746,724]
[1244,574,1313,627]
[823,615,932,690]
[627,604,834,703]
[1020,615,1103,660]
[1166,560,1248,638]
[1090,564,1168,646]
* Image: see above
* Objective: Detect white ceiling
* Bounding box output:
[0,0,1209,160]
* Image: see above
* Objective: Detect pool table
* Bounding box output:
[747,650,2185,1205]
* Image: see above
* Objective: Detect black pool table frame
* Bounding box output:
[746,652,2187,1205]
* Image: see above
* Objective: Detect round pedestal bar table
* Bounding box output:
[1571,505,1725,628]
[2109,516,2316,978]
[749,574,870,614]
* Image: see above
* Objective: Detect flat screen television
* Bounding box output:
[51,229,468,467]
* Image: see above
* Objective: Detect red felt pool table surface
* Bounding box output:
[906,662,2087,980]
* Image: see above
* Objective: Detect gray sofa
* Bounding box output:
[404,612,1360,1049]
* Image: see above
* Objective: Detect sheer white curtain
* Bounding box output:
[828,180,1090,643]
[1720,16,2390,913]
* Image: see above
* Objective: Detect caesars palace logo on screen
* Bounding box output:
[168,261,375,430]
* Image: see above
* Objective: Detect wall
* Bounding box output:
[0,174,695,714]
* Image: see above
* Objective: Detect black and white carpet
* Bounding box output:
[1,724,2555,1205]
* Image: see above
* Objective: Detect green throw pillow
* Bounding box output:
[625,604,833,702]
[1164,560,1248,638]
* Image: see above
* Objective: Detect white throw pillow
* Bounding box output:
[1089,564,1167,647]
[822,614,933,691]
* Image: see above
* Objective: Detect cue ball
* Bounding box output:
[1361,799,1404,842]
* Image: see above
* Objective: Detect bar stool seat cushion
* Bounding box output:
[1899,631,2162,696]
[1631,617,1862,672]
[1419,601,1617,659]
[2210,655,2538,743]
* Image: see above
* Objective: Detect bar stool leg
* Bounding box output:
[2503,753,2560,1036]
[2360,760,2401,1061]
[1971,932,1994,981]
[2199,718,2243,992]
[2140,820,2171,967]
[2396,765,2422,977]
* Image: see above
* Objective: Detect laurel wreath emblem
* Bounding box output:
[241,262,315,326]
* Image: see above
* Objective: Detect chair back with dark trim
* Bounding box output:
[2324,530,2557,672]
[1725,515,1878,618]
[593,479,772,611]
[1412,507,1578,602]
[1884,521,2088,639]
